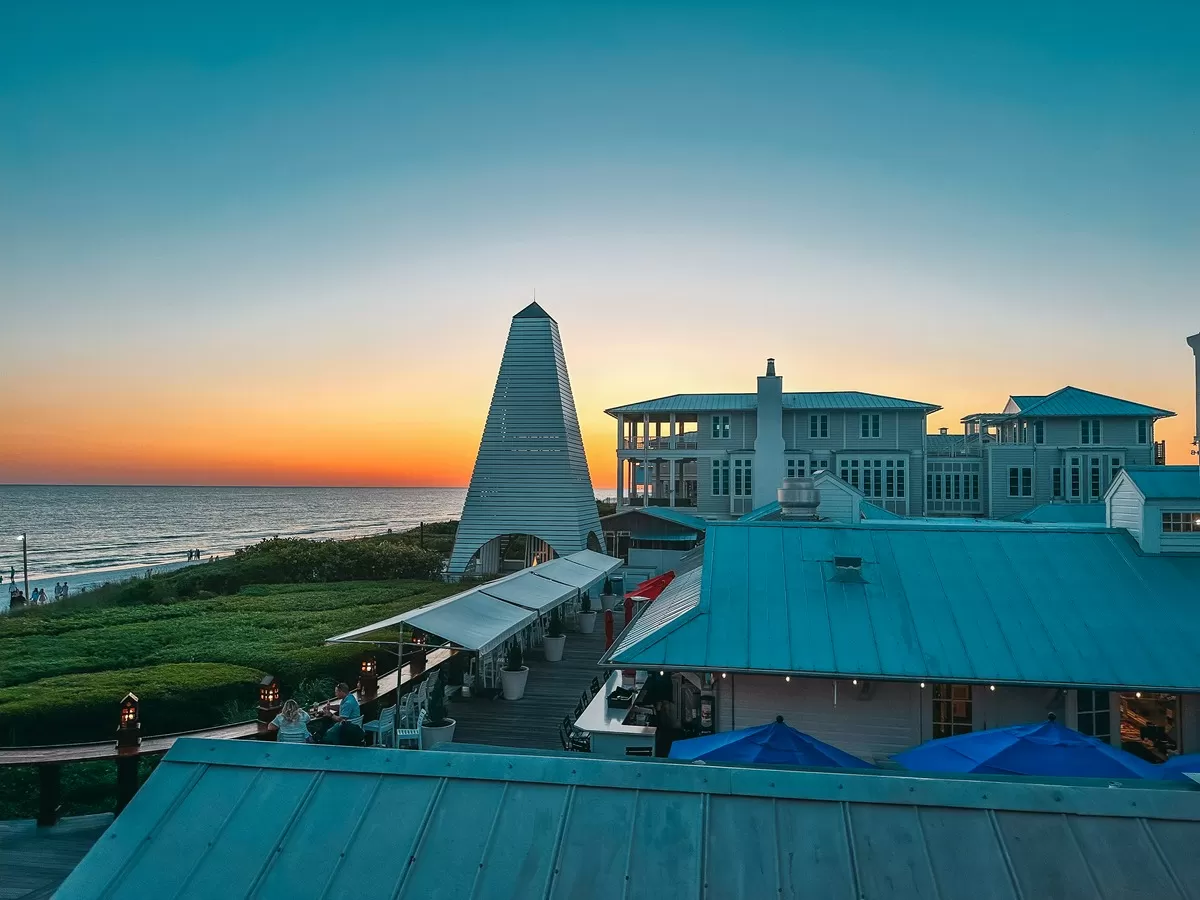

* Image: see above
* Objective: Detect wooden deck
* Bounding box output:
[451,608,626,750]
[0,814,112,900]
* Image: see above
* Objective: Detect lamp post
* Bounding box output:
[258,675,281,737]
[16,533,28,601]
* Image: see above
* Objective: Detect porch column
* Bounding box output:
[643,413,650,503]
[670,459,678,507]
[616,452,625,507]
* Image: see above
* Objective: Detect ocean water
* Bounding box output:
[0,485,466,604]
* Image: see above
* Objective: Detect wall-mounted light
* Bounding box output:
[721,673,727,679]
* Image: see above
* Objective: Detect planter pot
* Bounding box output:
[577,611,597,634]
[544,634,566,662]
[600,593,618,611]
[501,666,529,701]
[420,718,456,749]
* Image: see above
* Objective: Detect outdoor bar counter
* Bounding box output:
[575,670,656,757]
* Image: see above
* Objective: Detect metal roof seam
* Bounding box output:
[961,530,1027,684]
[315,774,386,900]
[391,775,449,900]
[1137,815,1190,899]
[468,781,511,899]
[911,807,948,900]
[697,791,711,899]
[620,790,642,898]
[984,808,1027,900]
[1060,810,1107,898]
[839,799,865,899]
[173,765,269,900]
[245,769,327,899]
[540,783,577,900]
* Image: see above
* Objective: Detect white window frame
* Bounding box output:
[932,684,973,738]
[860,413,881,439]
[1034,420,1045,444]
[710,458,729,496]
[1067,455,1083,500]
[1052,467,1063,499]
[1081,418,1101,445]
[1008,466,1032,498]
[1137,419,1148,444]
[1163,512,1200,534]
[785,456,807,479]
[809,414,828,439]
[840,455,906,499]
[731,457,753,498]
[711,415,730,440]
[1088,455,1102,499]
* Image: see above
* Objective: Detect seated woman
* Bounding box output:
[268,699,311,743]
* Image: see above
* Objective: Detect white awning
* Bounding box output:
[478,571,575,615]
[532,552,621,590]
[327,587,535,656]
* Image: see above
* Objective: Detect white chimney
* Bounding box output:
[753,358,785,509]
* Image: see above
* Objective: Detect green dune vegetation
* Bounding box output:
[0,524,462,819]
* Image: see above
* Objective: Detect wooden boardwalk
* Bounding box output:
[0,814,112,900]
[452,608,626,750]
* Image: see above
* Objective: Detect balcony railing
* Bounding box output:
[621,437,700,451]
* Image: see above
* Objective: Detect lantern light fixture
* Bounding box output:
[259,675,280,708]
[116,692,142,749]
[359,656,379,697]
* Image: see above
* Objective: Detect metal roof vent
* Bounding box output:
[779,476,819,519]
[939,427,949,435]
[831,555,866,583]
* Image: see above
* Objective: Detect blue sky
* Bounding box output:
[1,3,1197,484]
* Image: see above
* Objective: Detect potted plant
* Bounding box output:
[600,577,618,611]
[544,608,567,662]
[500,643,528,701]
[420,670,456,748]
[577,593,597,635]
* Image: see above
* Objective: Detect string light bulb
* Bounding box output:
[920,682,926,689]
[989,685,996,691]
[659,671,664,676]
[785,676,790,682]
[852,679,858,685]
[721,673,726,679]
[1135,691,1142,698]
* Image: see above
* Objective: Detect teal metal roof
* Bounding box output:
[1006,386,1173,419]
[1009,394,1046,410]
[1002,503,1107,524]
[1122,466,1200,500]
[926,432,968,454]
[57,738,1200,900]
[605,391,940,416]
[603,520,1200,690]
[628,506,709,533]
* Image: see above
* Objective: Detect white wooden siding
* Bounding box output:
[1107,479,1144,540]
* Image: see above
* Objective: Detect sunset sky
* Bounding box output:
[2,3,1197,489]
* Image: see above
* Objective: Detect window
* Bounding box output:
[860,414,881,439]
[1068,455,1082,499]
[839,457,905,499]
[814,458,829,472]
[1162,512,1200,533]
[1076,690,1111,743]
[1019,422,1028,444]
[1137,419,1148,444]
[732,458,753,497]
[711,415,730,439]
[785,457,806,479]
[1119,692,1180,763]
[809,414,828,439]
[926,461,982,513]
[1089,456,1102,499]
[710,459,729,495]
[1109,454,1123,486]
[1008,467,1032,497]
[1034,421,1045,444]
[1052,467,1063,499]
[932,684,972,738]
[1081,419,1101,444]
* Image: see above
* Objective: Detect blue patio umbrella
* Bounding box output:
[1157,754,1200,782]
[894,715,1158,779]
[668,716,874,768]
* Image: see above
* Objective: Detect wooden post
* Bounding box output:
[604,609,614,649]
[115,754,139,813]
[37,764,61,827]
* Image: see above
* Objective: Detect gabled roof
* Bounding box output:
[1005,386,1173,420]
[601,506,709,533]
[1001,503,1107,525]
[605,391,941,416]
[1120,466,1200,501]
[1008,394,1046,411]
[602,520,1200,690]
[57,738,1200,900]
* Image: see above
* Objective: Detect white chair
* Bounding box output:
[415,680,429,711]
[276,728,308,744]
[395,708,426,749]
[363,705,397,747]
[397,693,416,728]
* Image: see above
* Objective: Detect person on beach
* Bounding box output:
[61,583,69,599]
[53,583,61,600]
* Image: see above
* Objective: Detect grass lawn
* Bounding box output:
[0,578,460,820]
[0,579,460,744]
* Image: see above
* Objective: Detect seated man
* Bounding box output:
[321,683,364,745]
